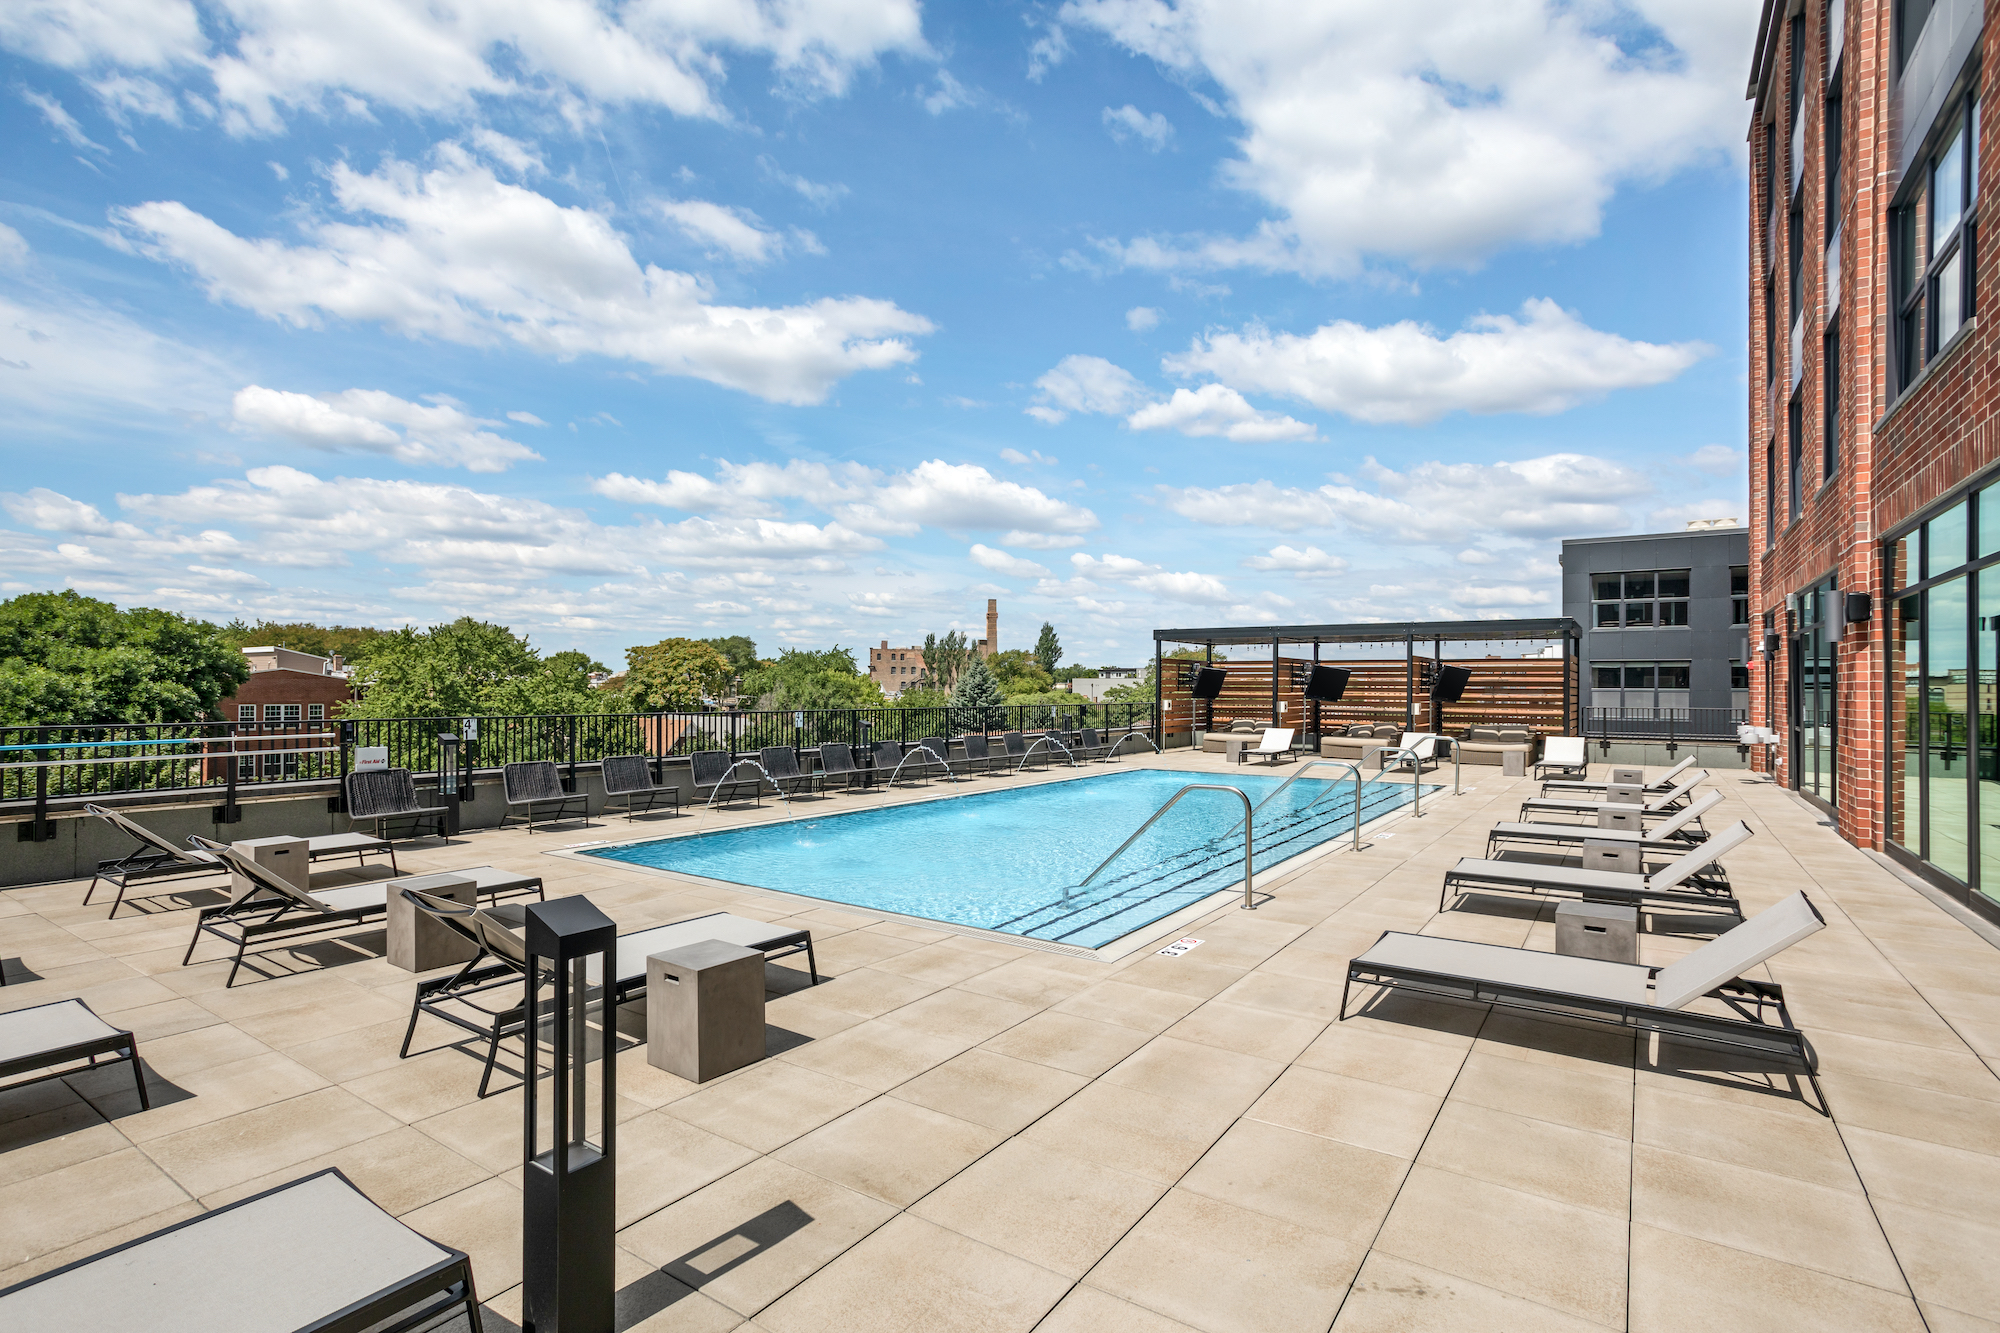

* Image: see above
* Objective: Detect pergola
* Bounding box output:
[1152,617,1584,739]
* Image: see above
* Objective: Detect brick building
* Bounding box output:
[214,646,355,726]
[1749,0,2000,922]
[866,599,999,694]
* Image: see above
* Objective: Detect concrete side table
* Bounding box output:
[231,835,310,900]
[385,872,478,972]
[1222,737,1249,764]
[1606,783,1645,805]
[1555,901,1638,964]
[1608,766,1646,787]
[1501,749,1527,778]
[1597,807,1643,832]
[1580,839,1640,875]
[648,941,766,1083]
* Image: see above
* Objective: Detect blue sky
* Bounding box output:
[0,1,1754,669]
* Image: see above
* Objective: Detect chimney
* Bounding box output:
[986,599,998,657]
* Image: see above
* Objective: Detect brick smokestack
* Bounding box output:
[986,598,998,657]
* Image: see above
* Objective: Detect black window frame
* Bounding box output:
[1823,319,1841,482]
[1731,566,1751,625]
[1826,66,1844,221]
[1895,90,1980,391]
[1788,395,1805,524]
[1766,440,1778,540]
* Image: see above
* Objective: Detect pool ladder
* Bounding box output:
[1071,784,1257,910]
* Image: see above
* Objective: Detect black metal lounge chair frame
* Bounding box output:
[82,804,397,919]
[402,901,817,1097]
[0,998,148,1110]
[1440,863,1738,917]
[181,839,543,987]
[346,769,451,843]
[815,742,876,792]
[499,760,590,833]
[1341,939,1813,1067]
[600,754,681,821]
[692,750,765,807]
[759,746,820,797]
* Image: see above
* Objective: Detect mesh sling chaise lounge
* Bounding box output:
[872,740,928,786]
[82,803,395,918]
[1241,727,1297,765]
[692,749,764,806]
[1441,819,1754,917]
[1485,791,1723,859]
[918,737,978,779]
[1001,731,1048,772]
[1074,728,1113,762]
[1532,736,1590,780]
[1541,754,1696,795]
[1519,771,1710,823]
[957,733,999,774]
[816,742,875,792]
[183,836,543,987]
[499,760,590,833]
[400,893,818,1096]
[0,1167,483,1333]
[345,768,450,843]
[600,754,681,821]
[0,998,147,1111]
[759,746,819,797]
[1344,890,1827,1066]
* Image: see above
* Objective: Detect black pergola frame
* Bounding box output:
[1152,618,1584,741]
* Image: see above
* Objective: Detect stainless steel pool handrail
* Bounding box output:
[1361,747,1423,818]
[1227,759,1366,852]
[1073,784,1255,910]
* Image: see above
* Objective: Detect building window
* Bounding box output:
[1731,566,1751,624]
[307,703,324,721]
[1765,280,1777,382]
[1788,396,1804,522]
[263,704,301,724]
[1732,660,1751,690]
[1789,205,1804,330]
[1766,441,1777,540]
[1826,71,1843,219]
[1590,661,1694,710]
[1898,0,1936,76]
[1896,93,1980,389]
[1823,322,1840,481]
[238,704,254,723]
[1592,571,1691,628]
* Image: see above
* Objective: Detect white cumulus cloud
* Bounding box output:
[1125,305,1161,331]
[1026,353,1148,424]
[658,198,786,264]
[232,386,542,472]
[969,544,1051,579]
[113,144,932,405]
[1242,544,1347,576]
[1072,551,1230,603]
[1103,103,1173,150]
[1126,384,1315,442]
[1164,300,1706,426]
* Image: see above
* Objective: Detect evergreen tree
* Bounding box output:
[949,654,1006,731]
[1033,622,1062,677]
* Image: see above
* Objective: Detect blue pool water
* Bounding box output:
[583,768,1430,949]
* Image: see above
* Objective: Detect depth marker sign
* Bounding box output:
[1157,937,1204,958]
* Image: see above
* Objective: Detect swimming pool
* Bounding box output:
[580,768,1430,949]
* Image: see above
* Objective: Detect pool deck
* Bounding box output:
[3,753,1999,1331]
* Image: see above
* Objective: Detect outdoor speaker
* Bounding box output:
[1845,592,1873,623]
[1428,664,1471,703]
[1190,666,1227,700]
[1303,664,1350,702]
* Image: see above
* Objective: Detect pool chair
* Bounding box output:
[817,742,875,792]
[1532,736,1590,781]
[182,835,543,987]
[500,760,590,833]
[1486,791,1723,860]
[1074,728,1115,762]
[872,740,927,786]
[759,746,819,797]
[1542,754,1696,795]
[1242,727,1298,765]
[0,998,146,1112]
[918,736,976,780]
[601,754,681,821]
[1371,732,1442,774]
[692,749,764,807]
[1343,890,1825,1066]
[1440,819,1752,917]
[346,768,451,844]
[957,733,999,774]
[399,891,818,1096]
[1000,730,1048,772]
[1520,771,1709,823]
[82,803,394,918]
[0,1168,483,1333]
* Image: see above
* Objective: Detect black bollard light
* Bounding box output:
[437,732,461,836]
[522,896,617,1333]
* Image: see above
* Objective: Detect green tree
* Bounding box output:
[0,590,249,724]
[698,636,759,683]
[218,619,391,662]
[1055,665,1099,683]
[741,647,885,710]
[1033,622,1062,677]
[624,638,733,711]
[949,654,1006,730]
[1104,648,1207,702]
[989,649,1053,697]
[544,650,607,677]
[342,618,626,717]
[919,630,971,692]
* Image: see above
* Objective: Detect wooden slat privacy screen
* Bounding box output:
[1158,656,1578,737]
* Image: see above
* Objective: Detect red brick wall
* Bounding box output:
[215,668,355,721]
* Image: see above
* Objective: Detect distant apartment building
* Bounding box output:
[1747,0,2000,923]
[869,599,1000,694]
[1561,523,1751,727]
[214,647,355,726]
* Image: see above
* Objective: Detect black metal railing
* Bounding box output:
[1585,706,1749,745]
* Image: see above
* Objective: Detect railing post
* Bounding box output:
[28,762,49,843]
[566,715,578,793]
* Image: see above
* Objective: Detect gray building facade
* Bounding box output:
[1561,524,1752,729]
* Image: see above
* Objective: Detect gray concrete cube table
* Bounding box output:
[230,835,311,900]
[1580,839,1640,874]
[386,872,478,972]
[647,940,766,1083]
[1554,900,1639,964]
[1501,749,1527,777]
[1597,806,1643,832]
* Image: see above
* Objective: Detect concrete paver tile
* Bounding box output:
[772,1096,1001,1207]
[1627,1223,1925,1333]
[1246,1065,1440,1159]
[911,1137,1164,1277]
[1332,1251,1615,1333]
[892,1047,1087,1133]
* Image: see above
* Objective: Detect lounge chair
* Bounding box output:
[1542,754,1695,795]
[1372,732,1441,774]
[0,1168,482,1333]
[400,893,817,1096]
[182,836,542,987]
[1001,730,1047,772]
[1532,736,1590,780]
[917,737,975,780]
[1521,771,1709,823]
[0,998,146,1111]
[1440,819,1752,916]
[1486,791,1724,859]
[691,749,763,807]
[816,742,875,792]
[759,746,819,797]
[958,733,999,773]
[1343,890,1826,1065]
[82,803,394,918]
[1241,727,1297,765]
[1074,728,1113,762]
[500,760,590,833]
[601,754,680,821]
[872,740,927,785]
[346,768,451,843]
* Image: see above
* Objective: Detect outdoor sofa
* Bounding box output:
[1199,719,1264,754]
[0,1168,483,1333]
[399,892,817,1096]
[1320,724,1401,762]
[0,998,146,1111]
[82,803,393,918]
[182,835,542,987]
[1454,725,1539,768]
[499,760,590,833]
[1343,890,1826,1066]
[1440,818,1752,917]
[600,754,680,821]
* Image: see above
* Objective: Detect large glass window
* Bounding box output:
[1929,577,1971,881]
[1590,571,1690,628]
[1896,93,1980,390]
[1826,72,1844,219]
[1788,397,1804,522]
[1794,580,1836,802]
[1732,566,1751,624]
[1824,322,1841,481]
[1981,576,2000,902]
